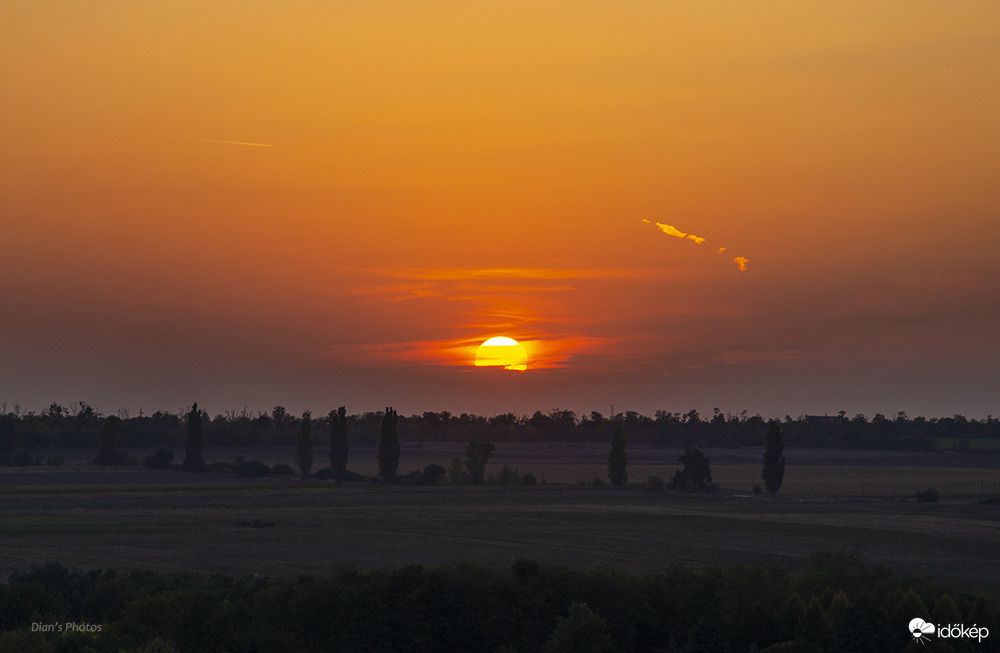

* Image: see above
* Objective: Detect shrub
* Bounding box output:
[646,475,664,491]
[94,449,130,465]
[917,488,939,503]
[142,448,174,470]
[522,472,537,485]
[497,465,521,485]
[9,449,35,466]
[423,463,447,485]
[235,460,271,478]
[753,484,762,495]
[271,463,295,476]
[207,461,235,474]
[45,454,65,466]
[448,457,470,485]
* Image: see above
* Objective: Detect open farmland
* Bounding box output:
[1,445,998,593]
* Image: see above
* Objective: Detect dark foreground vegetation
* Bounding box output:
[1,552,996,652]
[3,402,999,461]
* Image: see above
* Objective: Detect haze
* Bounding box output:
[3,1,999,419]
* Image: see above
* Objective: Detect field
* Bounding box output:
[1,444,999,593]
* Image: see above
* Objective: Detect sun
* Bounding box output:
[474,337,528,371]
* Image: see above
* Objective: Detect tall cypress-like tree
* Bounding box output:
[183,403,205,472]
[607,425,628,486]
[296,410,313,476]
[762,421,786,495]
[378,407,400,484]
[329,406,349,482]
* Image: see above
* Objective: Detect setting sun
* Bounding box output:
[474,337,528,372]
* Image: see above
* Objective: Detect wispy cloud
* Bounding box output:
[387,267,650,281]
[154,135,274,148]
[733,256,749,272]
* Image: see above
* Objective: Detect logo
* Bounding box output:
[909,618,990,645]
[910,618,935,645]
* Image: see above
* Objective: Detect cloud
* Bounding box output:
[644,220,749,272]
[387,267,648,281]
[643,219,706,244]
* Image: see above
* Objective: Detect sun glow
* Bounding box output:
[474,337,528,371]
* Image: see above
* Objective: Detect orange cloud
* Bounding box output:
[644,220,749,272]
[643,219,706,244]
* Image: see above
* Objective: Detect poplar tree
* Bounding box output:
[378,407,400,483]
[329,406,349,482]
[762,421,786,495]
[183,403,205,472]
[296,410,313,476]
[607,425,628,486]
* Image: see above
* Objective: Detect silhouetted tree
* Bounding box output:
[93,416,126,465]
[183,403,205,472]
[329,406,348,482]
[296,410,312,476]
[684,618,729,653]
[607,425,627,486]
[668,447,713,491]
[378,407,400,483]
[763,421,786,495]
[0,415,17,465]
[465,439,495,485]
[543,602,613,653]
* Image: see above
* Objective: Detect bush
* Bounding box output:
[44,454,65,466]
[400,470,424,485]
[207,461,235,474]
[497,465,521,485]
[235,460,271,478]
[522,472,537,485]
[448,457,470,485]
[917,488,939,503]
[271,463,295,476]
[142,448,174,470]
[423,463,447,485]
[753,484,762,495]
[646,475,664,491]
[93,449,130,465]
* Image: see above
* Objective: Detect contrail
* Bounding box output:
[643,219,749,272]
[154,135,274,148]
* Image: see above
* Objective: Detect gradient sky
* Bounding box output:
[3,1,999,420]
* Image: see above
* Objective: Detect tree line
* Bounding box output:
[1,552,995,652]
[2,403,998,458]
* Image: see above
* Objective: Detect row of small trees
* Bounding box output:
[606,422,787,495]
[93,403,787,492]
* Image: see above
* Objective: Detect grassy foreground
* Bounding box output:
[2,466,998,592]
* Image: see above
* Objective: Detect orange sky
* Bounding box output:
[3,1,999,418]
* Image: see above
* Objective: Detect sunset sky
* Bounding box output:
[3,1,999,420]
